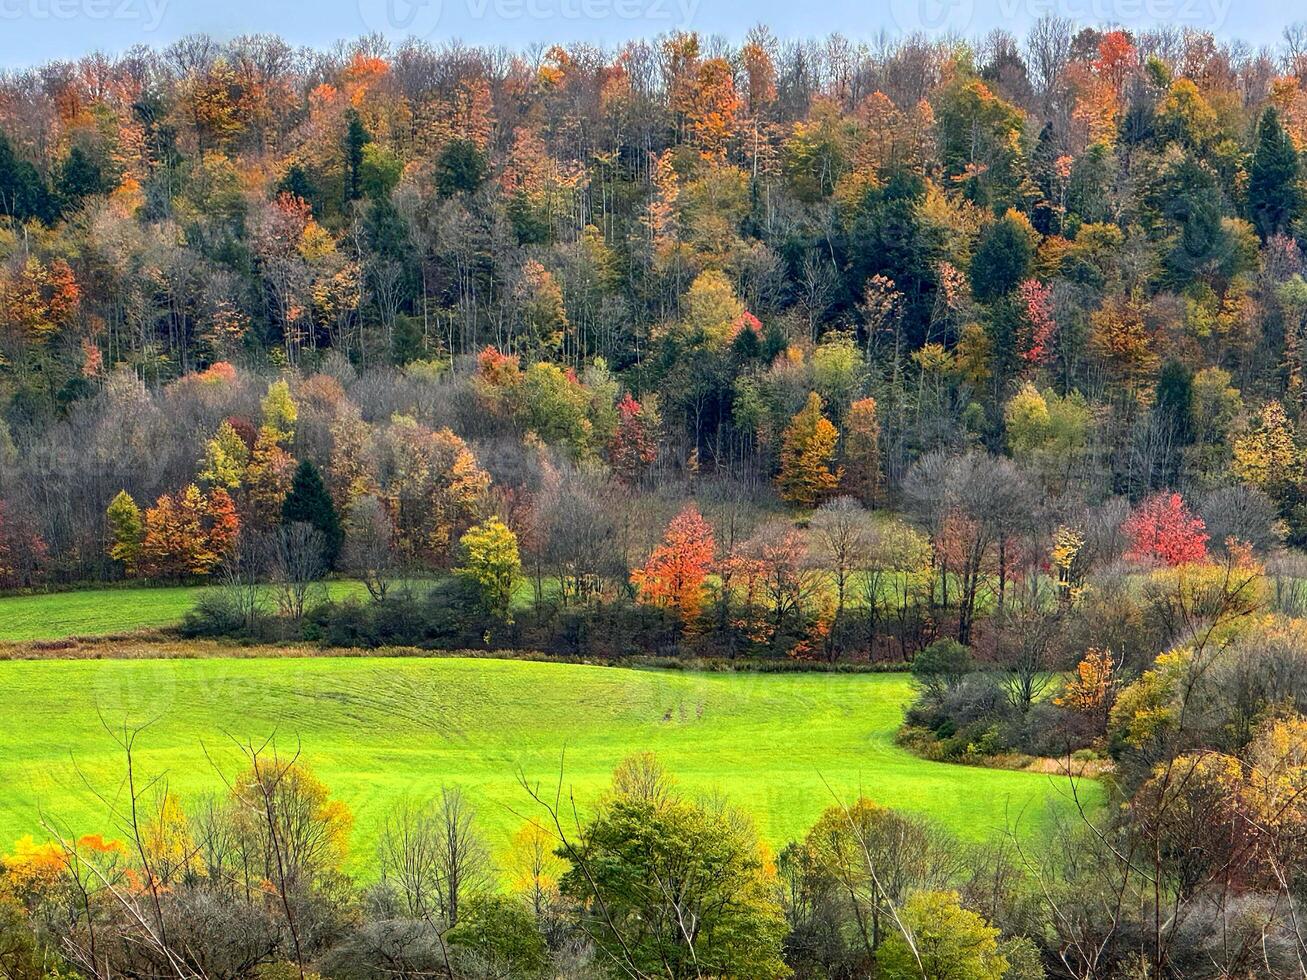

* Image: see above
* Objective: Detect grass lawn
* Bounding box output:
[0,582,370,642]
[0,656,1097,872]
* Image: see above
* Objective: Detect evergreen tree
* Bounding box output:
[1154,360,1194,446]
[0,133,52,222]
[282,460,344,569]
[277,163,321,216]
[1248,106,1301,240]
[436,139,489,196]
[54,147,104,212]
[970,216,1034,304]
[1154,360,1194,485]
[344,110,371,205]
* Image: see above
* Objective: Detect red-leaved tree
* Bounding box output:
[1122,492,1208,566]
[609,394,658,485]
[1018,278,1056,366]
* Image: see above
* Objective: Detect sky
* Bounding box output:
[0,0,1297,68]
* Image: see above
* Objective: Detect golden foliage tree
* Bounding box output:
[778,392,842,508]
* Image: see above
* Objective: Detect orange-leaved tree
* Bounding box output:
[631,504,715,626]
[841,397,881,507]
[140,485,239,579]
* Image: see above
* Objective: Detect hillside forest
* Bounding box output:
[3,16,1307,980]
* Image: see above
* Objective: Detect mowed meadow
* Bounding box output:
[0,582,369,642]
[0,656,1092,869]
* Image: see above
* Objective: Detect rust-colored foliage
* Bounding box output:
[632,504,716,625]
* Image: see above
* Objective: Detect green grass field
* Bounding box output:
[0,582,370,642]
[0,656,1096,872]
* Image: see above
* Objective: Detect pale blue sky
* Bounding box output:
[0,0,1294,68]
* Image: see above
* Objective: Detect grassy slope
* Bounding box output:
[0,656,1095,870]
[0,582,369,642]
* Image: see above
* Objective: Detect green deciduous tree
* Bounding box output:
[199,420,251,490]
[557,757,789,979]
[970,214,1035,304]
[106,490,145,576]
[876,890,1008,980]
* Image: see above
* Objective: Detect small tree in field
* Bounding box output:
[632,504,715,626]
[458,516,521,616]
[341,494,397,600]
[1123,492,1208,566]
[778,392,842,508]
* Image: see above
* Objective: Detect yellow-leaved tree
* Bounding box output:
[777,392,841,509]
[457,516,522,616]
[1232,401,1300,488]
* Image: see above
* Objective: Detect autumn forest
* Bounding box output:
[2,14,1307,980]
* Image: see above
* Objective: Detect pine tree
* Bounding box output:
[282,460,344,569]
[1249,106,1301,240]
[344,109,371,205]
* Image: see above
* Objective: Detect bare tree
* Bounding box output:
[432,787,492,928]
[810,497,871,662]
[218,529,269,633]
[376,796,444,918]
[1025,14,1073,102]
[341,494,397,601]
[270,522,326,623]
[995,575,1061,714]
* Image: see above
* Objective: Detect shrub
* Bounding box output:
[911,639,973,703]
